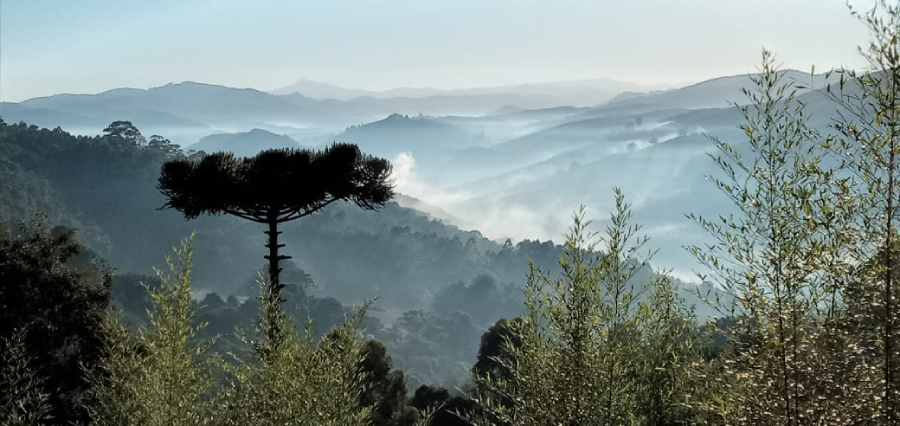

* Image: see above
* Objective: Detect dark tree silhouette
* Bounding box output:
[410,385,475,426]
[147,135,181,158]
[358,340,417,426]
[158,144,393,342]
[103,120,146,145]
[474,318,525,382]
[0,219,111,424]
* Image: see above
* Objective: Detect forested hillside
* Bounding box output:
[0,118,549,384]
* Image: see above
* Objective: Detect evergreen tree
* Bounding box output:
[0,218,110,424]
[158,145,393,356]
[359,340,418,426]
[103,121,146,146]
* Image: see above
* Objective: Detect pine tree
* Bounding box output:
[158,145,393,356]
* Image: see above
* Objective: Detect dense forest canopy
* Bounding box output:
[0,116,718,390]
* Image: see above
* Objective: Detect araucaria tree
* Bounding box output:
[158,144,393,352]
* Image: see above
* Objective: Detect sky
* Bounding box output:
[0,0,872,102]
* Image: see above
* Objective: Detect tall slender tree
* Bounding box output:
[466,192,703,426]
[89,235,215,426]
[158,144,393,351]
[829,2,900,421]
[688,50,860,424]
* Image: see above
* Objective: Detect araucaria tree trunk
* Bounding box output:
[158,144,394,357]
[263,210,292,350]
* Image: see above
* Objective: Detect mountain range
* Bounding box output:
[268,77,675,106]
[0,71,844,279]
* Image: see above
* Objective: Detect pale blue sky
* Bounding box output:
[0,0,871,102]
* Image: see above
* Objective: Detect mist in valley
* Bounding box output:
[0,63,850,392]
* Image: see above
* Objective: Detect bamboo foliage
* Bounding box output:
[89,234,216,426]
[0,329,53,426]
[687,49,873,425]
[87,235,372,426]
[465,191,704,426]
[827,2,900,422]
[214,283,372,426]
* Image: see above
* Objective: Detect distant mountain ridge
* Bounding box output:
[599,70,839,113]
[332,113,487,159]
[0,68,856,284]
[3,79,667,146]
[187,128,303,157]
[269,78,675,107]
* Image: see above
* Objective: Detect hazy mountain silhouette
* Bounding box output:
[21,82,296,120]
[187,129,304,157]
[490,105,526,115]
[334,113,486,155]
[597,70,838,114]
[270,78,673,107]
[0,70,853,279]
